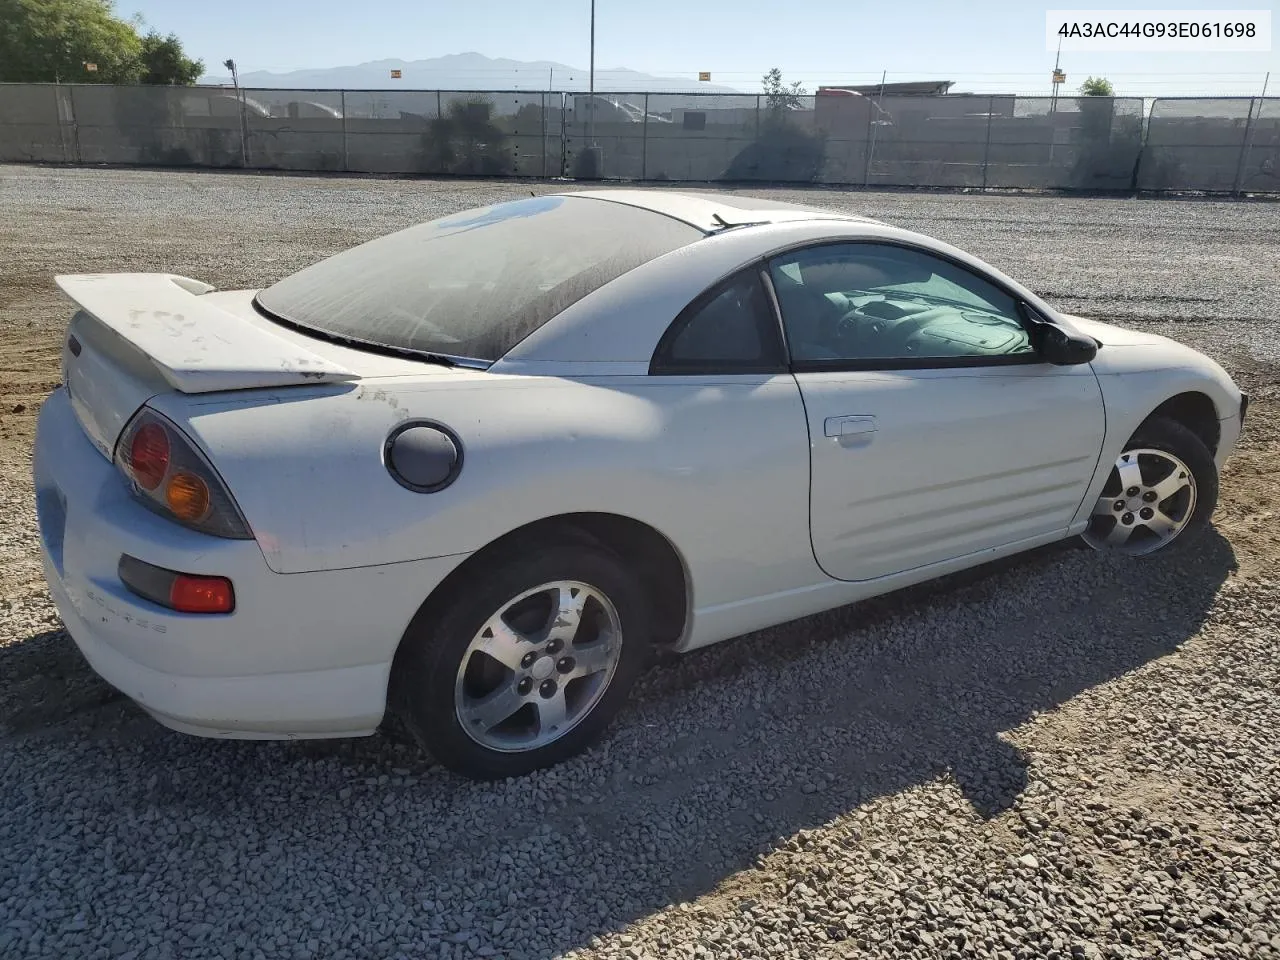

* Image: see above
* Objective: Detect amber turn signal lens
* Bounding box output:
[165,471,211,522]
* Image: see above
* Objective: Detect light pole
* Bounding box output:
[223,58,240,93]
[223,58,248,168]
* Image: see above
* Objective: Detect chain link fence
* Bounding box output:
[1139,97,1280,193]
[1,83,1276,194]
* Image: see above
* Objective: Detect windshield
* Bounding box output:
[255,195,702,362]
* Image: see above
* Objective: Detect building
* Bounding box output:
[817,80,955,97]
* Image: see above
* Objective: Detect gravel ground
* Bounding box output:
[0,165,1277,960]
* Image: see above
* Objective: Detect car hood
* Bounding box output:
[1059,313,1166,347]
[1063,312,1241,413]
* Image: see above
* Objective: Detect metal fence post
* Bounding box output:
[65,84,83,163]
[53,85,73,163]
[1232,96,1260,196]
[341,90,349,171]
[1131,98,1150,192]
[754,95,761,140]
[234,85,249,168]
[860,98,875,186]
[560,92,569,177]
[51,84,69,162]
[540,93,548,178]
[981,95,994,191]
[641,93,649,180]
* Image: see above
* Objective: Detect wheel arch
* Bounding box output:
[1138,391,1220,455]
[390,512,692,688]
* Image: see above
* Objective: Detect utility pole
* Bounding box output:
[588,0,596,144]
[1050,36,1064,112]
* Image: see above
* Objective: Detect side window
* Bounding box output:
[650,269,786,374]
[768,243,1035,367]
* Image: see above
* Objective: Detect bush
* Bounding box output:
[573,147,601,180]
[424,98,513,176]
[722,116,826,182]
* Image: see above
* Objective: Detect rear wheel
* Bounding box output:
[392,540,649,780]
[1081,417,1218,556]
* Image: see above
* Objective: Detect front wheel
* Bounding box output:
[391,540,650,780]
[1081,417,1218,556]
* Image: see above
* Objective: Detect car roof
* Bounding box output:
[559,188,885,233]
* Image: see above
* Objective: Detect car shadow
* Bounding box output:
[0,530,1236,957]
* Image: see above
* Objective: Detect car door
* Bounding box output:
[643,263,820,612]
[768,241,1105,583]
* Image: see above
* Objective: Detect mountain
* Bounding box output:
[201,52,743,93]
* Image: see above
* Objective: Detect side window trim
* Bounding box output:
[649,265,788,376]
[765,239,1046,373]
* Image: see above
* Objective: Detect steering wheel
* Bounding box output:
[834,309,874,349]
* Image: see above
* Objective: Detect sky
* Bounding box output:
[122,0,1278,96]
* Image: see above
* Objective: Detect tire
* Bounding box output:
[1081,416,1218,556]
[391,539,650,780]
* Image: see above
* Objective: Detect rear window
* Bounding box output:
[255,195,701,362]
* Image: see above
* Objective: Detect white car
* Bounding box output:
[34,190,1248,779]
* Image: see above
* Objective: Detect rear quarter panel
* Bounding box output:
[152,372,820,617]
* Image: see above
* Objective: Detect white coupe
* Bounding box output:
[34,191,1248,779]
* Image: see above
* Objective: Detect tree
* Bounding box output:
[0,0,140,82]
[0,0,201,84]
[1079,76,1115,97]
[725,68,825,182]
[138,31,203,85]
[425,97,513,176]
[762,67,806,112]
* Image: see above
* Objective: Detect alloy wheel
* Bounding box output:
[453,580,622,752]
[1082,447,1198,555]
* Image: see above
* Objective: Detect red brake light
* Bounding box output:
[129,422,170,490]
[114,409,252,539]
[119,555,236,614]
[169,574,235,614]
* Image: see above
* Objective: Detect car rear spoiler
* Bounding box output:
[54,273,357,394]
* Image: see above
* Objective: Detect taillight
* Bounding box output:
[115,409,252,539]
[165,471,211,523]
[129,423,170,491]
[169,574,234,613]
[119,555,235,614]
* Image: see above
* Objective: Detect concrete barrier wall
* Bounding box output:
[0,84,1275,194]
[0,84,69,162]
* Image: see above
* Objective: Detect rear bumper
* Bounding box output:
[33,387,468,739]
[41,552,390,738]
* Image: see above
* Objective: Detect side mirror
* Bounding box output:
[1035,322,1098,365]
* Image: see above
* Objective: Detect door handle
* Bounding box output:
[824,415,878,438]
